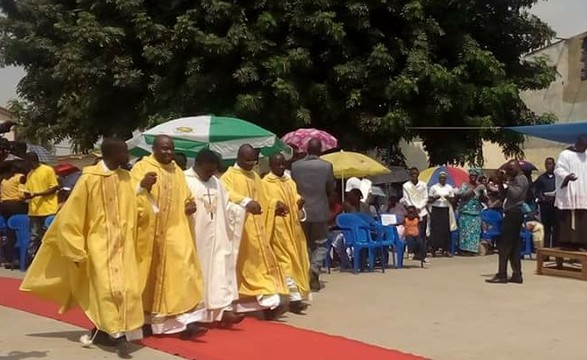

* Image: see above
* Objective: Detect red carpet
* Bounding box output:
[0,277,427,360]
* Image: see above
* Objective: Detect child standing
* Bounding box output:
[404,206,427,263]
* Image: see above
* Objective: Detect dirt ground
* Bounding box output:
[2,255,586,360]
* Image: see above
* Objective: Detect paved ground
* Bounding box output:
[0,307,179,360]
[2,255,586,360]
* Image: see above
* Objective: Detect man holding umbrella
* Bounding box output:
[291,138,336,292]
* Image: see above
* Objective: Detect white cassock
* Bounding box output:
[555,148,587,210]
[554,148,587,245]
[185,169,246,321]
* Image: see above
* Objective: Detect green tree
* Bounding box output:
[1,0,556,164]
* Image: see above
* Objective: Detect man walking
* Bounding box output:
[291,138,335,292]
[486,160,528,284]
[534,157,556,247]
[131,135,207,338]
[21,138,144,357]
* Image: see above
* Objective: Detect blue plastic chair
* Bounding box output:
[335,214,381,274]
[8,215,31,272]
[480,209,503,247]
[389,226,407,268]
[354,213,396,270]
[0,216,6,263]
[520,228,533,259]
[376,213,410,267]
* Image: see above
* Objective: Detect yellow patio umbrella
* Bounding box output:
[321,150,391,178]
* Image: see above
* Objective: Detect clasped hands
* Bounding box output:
[244,200,291,217]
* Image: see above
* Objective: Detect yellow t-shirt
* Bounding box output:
[1,174,25,201]
[25,164,59,216]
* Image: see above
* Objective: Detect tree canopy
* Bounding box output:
[0,0,557,164]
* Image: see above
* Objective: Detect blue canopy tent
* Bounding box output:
[507,122,587,144]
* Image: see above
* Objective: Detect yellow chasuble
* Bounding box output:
[221,166,288,298]
[131,156,204,317]
[20,163,144,335]
[261,173,311,299]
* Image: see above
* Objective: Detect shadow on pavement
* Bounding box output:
[0,350,48,360]
[28,330,85,343]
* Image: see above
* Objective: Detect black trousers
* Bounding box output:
[539,203,555,247]
[419,215,428,254]
[497,208,524,278]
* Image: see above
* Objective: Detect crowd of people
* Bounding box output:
[332,135,586,283]
[0,139,60,269]
[0,132,585,357]
[6,135,338,358]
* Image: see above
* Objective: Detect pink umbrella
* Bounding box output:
[281,128,338,152]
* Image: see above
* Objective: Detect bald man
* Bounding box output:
[131,135,207,338]
[291,138,335,291]
[262,154,310,313]
[221,144,289,320]
[21,138,143,357]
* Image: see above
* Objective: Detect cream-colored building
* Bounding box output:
[402,31,587,171]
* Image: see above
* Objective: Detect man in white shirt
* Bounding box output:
[401,168,429,238]
[554,135,587,249]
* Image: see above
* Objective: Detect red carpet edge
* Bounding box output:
[0,276,429,360]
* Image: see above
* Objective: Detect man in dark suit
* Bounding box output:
[291,138,336,291]
[533,157,556,247]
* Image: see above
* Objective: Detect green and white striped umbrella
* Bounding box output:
[127,115,291,161]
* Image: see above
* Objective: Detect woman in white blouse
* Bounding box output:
[428,172,455,256]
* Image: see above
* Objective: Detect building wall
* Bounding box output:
[516,32,587,163]
[402,33,587,172]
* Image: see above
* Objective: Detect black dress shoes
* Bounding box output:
[485,276,507,284]
[180,323,208,340]
[508,275,524,284]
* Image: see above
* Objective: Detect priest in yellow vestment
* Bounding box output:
[20,138,143,356]
[185,149,246,327]
[221,144,289,319]
[130,135,207,337]
[262,154,311,314]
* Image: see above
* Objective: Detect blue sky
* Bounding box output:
[1,0,586,107]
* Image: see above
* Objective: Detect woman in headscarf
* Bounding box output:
[428,172,456,256]
[457,169,485,255]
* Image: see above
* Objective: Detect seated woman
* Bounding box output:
[327,192,347,268]
[331,177,371,269]
[0,160,29,269]
[523,201,544,251]
[380,194,406,244]
[382,195,406,218]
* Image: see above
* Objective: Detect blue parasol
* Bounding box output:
[507,122,587,144]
